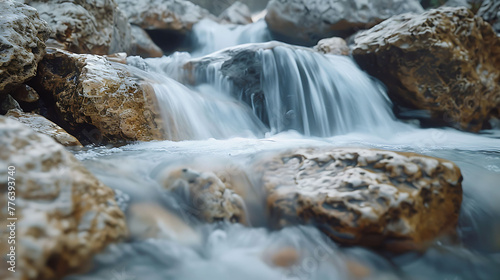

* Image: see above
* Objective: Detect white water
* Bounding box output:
[69,18,500,280]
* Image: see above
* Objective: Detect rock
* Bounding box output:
[130,25,164,58]
[32,48,165,143]
[127,203,201,245]
[478,0,500,33]
[219,1,253,25]
[6,109,82,147]
[190,0,269,15]
[10,84,39,103]
[0,0,50,97]
[0,116,127,280]
[257,147,463,252]
[265,0,424,45]
[352,7,500,132]
[266,247,300,268]
[160,168,246,224]
[116,0,214,34]
[0,94,22,114]
[314,37,350,56]
[23,0,133,55]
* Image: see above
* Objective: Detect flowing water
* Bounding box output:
[67,19,500,280]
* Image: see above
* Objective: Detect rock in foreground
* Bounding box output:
[353,7,500,132]
[0,116,127,280]
[258,147,463,252]
[265,0,423,45]
[33,48,165,143]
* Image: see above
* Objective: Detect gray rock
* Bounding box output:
[130,25,164,58]
[265,0,424,45]
[190,0,269,15]
[219,1,253,25]
[478,0,500,33]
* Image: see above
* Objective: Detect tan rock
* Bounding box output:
[0,0,50,97]
[6,109,82,147]
[352,7,500,132]
[266,247,300,268]
[130,25,164,58]
[314,37,350,56]
[0,116,127,280]
[10,85,39,103]
[33,48,165,143]
[257,147,463,252]
[23,0,132,55]
[160,168,246,224]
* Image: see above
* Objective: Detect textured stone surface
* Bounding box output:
[10,84,39,103]
[190,0,269,15]
[353,7,500,132]
[6,109,82,147]
[0,116,127,280]
[265,0,423,45]
[0,0,50,97]
[23,0,132,55]
[161,168,246,224]
[219,1,253,25]
[257,147,463,251]
[0,94,21,114]
[478,0,500,33]
[130,25,164,58]
[116,0,214,33]
[33,48,165,143]
[314,37,349,56]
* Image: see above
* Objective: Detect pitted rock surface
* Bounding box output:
[258,148,463,251]
[0,116,127,280]
[33,48,165,143]
[161,168,246,224]
[265,0,423,45]
[352,7,500,132]
[0,0,50,97]
[314,37,349,56]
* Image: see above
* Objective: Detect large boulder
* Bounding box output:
[257,147,463,252]
[22,0,132,55]
[352,7,500,132]
[265,0,424,45]
[0,116,127,280]
[0,0,50,97]
[32,48,165,143]
[130,25,164,58]
[478,0,500,33]
[219,1,253,25]
[189,0,269,15]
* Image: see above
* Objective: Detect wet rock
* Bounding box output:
[258,147,463,252]
[116,0,214,34]
[314,37,350,56]
[160,168,246,224]
[219,1,253,25]
[0,116,127,280]
[127,202,201,245]
[130,25,164,58]
[10,84,39,103]
[352,7,500,132]
[0,94,22,114]
[265,0,423,45]
[478,0,500,33]
[6,109,82,147]
[266,247,300,268]
[0,0,50,97]
[33,48,165,143]
[23,0,132,55]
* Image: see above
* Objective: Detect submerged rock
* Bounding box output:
[314,37,350,56]
[265,0,423,45]
[478,0,500,33]
[353,7,500,132]
[6,109,82,147]
[161,168,247,224]
[219,1,253,25]
[23,0,132,55]
[33,48,165,143]
[0,0,50,97]
[257,147,463,252]
[0,116,127,280]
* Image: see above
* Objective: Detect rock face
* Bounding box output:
[116,0,213,34]
[130,25,164,58]
[190,0,269,15]
[0,116,127,280]
[258,148,463,251]
[161,168,246,224]
[478,0,500,33]
[352,7,500,132]
[6,109,82,147]
[23,0,132,55]
[0,0,50,97]
[265,0,424,45]
[33,48,165,143]
[314,37,350,56]
[219,1,253,25]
